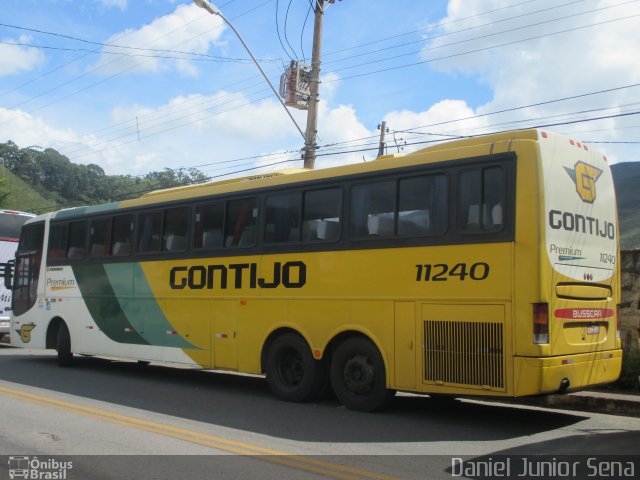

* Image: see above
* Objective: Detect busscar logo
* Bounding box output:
[564,161,603,204]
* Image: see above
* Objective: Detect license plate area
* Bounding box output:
[586,325,600,335]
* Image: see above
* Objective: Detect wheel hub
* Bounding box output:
[343,354,374,394]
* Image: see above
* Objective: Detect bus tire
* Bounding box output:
[330,337,395,412]
[266,333,325,402]
[56,322,73,367]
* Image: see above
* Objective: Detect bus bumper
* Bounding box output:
[513,350,623,397]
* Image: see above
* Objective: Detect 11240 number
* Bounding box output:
[415,262,490,282]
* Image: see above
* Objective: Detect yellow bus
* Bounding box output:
[7,129,621,411]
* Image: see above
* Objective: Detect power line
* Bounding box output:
[24,107,640,214]
[324,12,640,82]
[275,0,295,60]
[323,0,593,67]
[322,0,544,58]
[0,40,280,64]
[1,0,274,120]
[300,1,313,61]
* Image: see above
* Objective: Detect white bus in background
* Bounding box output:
[0,210,35,340]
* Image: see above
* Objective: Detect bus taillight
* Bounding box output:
[533,303,549,344]
[616,304,621,340]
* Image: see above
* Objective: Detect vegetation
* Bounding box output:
[0,141,207,213]
[613,352,640,391]
[0,166,50,212]
[611,162,640,250]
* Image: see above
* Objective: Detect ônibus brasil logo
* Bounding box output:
[8,456,73,479]
[564,161,603,204]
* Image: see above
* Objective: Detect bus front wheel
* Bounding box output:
[56,322,73,367]
[266,333,325,402]
[330,337,395,412]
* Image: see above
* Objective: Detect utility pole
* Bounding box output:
[377,121,388,157]
[303,0,329,170]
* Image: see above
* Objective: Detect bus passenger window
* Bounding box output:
[350,182,395,238]
[137,211,162,253]
[398,174,447,236]
[66,221,86,259]
[194,203,224,249]
[163,207,188,252]
[225,198,257,248]
[458,166,505,233]
[89,218,110,257]
[111,214,133,256]
[302,188,342,242]
[264,193,301,243]
[48,224,68,259]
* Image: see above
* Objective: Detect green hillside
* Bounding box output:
[611,162,640,251]
[0,165,52,213]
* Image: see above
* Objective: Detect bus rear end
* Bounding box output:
[0,210,35,339]
[515,131,622,396]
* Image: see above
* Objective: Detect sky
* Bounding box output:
[1,0,639,180]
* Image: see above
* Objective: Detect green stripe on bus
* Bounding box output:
[54,202,121,220]
[73,263,148,345]
[104,263,196,349]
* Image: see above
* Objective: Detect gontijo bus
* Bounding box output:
[6,129,621,411]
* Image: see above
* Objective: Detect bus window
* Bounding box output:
[66,221,86,259]
[302,188,342,242]
[163,207,189,252]
[137,211,162,253]
[398,174,448,236]
[225,198,257,248]
[89,218,110,257]
[458,166,505,233]
[48,224,68,260]
[264,193,301,244]
[350,181,396,238]
[111,214,133,256]
[194,203,224,250]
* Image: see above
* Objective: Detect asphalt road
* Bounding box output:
[1,344,639,480]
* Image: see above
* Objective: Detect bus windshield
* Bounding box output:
[0,211,35,338]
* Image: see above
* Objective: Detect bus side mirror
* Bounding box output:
[2,260,14,291]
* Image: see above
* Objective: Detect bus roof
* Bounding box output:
[50,128,589,220]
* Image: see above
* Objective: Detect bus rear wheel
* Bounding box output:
[266,333,326,402]
[330,337,395,412]
[56,322,73,367]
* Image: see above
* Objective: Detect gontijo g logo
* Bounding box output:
[564,161,603,204]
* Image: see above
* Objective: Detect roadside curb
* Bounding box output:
[541,391,640,417]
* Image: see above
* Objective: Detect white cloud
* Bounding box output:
[100,0,127,10]
[421,0,640,163]
[0,36,45,76]
[0,108,77,147]
[92,3,225,77]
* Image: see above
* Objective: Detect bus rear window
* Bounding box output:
[0,213,31,240]
[458,166,505,233]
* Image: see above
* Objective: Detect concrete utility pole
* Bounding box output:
[377,121,388,157]
[303,0,330,170]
